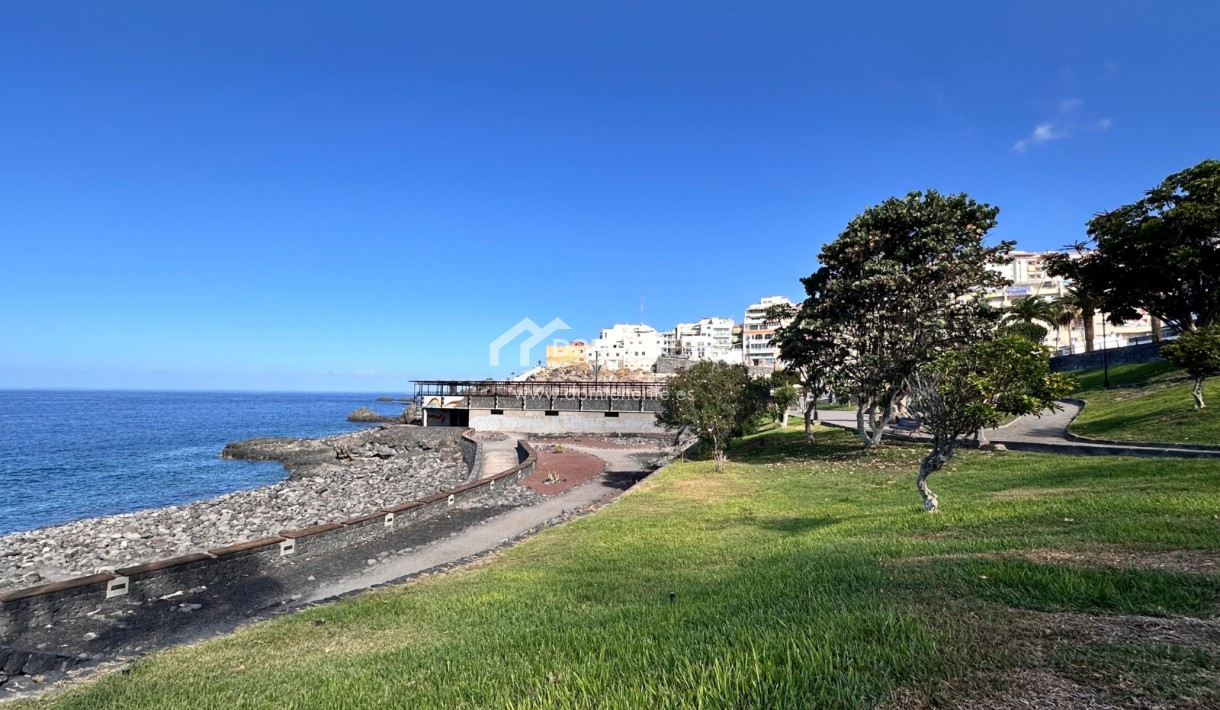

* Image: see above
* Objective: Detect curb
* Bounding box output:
[1061,398,1220,452]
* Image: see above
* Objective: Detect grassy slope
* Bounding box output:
[1069,362,1220,445]
[28,427,1220,709]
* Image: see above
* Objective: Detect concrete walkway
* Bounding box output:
[476,432,524,479]
[811,403,1220,459]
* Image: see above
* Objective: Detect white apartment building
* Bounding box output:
[586,324,663,371]
[670,317,737,362]
[985,250,1154,354]
[743,296,794,367]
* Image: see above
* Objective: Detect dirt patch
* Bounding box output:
[541,435,672,450]
[1023,609,1220,653]
[990,487,1092,501]
[878,669,1115,710]
[522,451,605,496]
[666,476,750,503]
[880,608,1220,710]
[888,547,1220,576]
[1017,548,1220,576]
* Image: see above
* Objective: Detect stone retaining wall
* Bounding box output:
[1,432,536,642]
[1050,341,1166,372]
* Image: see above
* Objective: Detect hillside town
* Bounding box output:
[541,249,1164,380]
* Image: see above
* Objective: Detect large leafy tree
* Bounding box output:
[656,361,769,471]
[1161,327,1220,409]
[770,302,845,440]
[795,190,1013,448]
[907,336,1075,512]
[1046,159,1220,334]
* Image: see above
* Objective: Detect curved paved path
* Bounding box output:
[809,403,1220,459]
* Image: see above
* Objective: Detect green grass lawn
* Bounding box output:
[27,427,1220,709]
[1068,362,1220,445]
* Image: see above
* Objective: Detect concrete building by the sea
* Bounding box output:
[415,380,667,434]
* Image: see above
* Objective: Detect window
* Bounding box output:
[545,410,560,416]
[604,412,619,418]
[490,409,504,415]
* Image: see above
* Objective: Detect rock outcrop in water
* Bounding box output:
[346,406,399,423]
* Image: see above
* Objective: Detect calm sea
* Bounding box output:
[0,390,410,536]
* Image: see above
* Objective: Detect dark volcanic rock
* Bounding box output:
[0,426,471,593]
[346,406,399,423]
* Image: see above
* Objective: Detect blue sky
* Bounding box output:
[2,1,1217,391]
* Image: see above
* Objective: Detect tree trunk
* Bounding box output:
[1151,316,1162,342]
[713,449,727,472]
[1083,307,1096,353]
[864,398,895,449]
[856,402,869,446]
[804,400,816,442]
[976,426,989,447]
[780,409,789,427]
[916,441,955,512]
[1193,377,1206,409]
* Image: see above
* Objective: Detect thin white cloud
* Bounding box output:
[1012,99,1112,153]
[1013,122,1065,153]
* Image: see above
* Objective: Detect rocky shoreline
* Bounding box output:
[0,426,475,593]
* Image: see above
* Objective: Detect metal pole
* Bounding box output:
[1102,316,1111,389]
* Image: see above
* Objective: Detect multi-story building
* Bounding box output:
[545,340,588,369]
[586,324,663,371]
[659,330,679,358]
[984,250,1154,353]
[742,296,794,367]
[670,317,737,362]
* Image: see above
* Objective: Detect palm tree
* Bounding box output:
[1058,288,1102,353]
[1004,296,1056,327]
[1047,297,1080,353]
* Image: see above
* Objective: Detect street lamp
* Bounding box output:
[1101,315,1111,389]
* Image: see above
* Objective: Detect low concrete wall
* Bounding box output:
[468,409,666,434]
[1050,341,1166,372]
[1,432,538,643]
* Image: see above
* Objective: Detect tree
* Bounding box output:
[770,303,846,440]
[770,382,798,426]
[1046,159,1220,335]
[1060,286,1101,353]
[1047,296,1081,352]
[1001,321,1049,346]
[657,361,770,471]
[1003,296,1055,329]
[906,336,1075,512]
[1161,327,1220,409]
[795,190,1013,448]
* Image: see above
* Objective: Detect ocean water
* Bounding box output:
[0,390,411,536]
